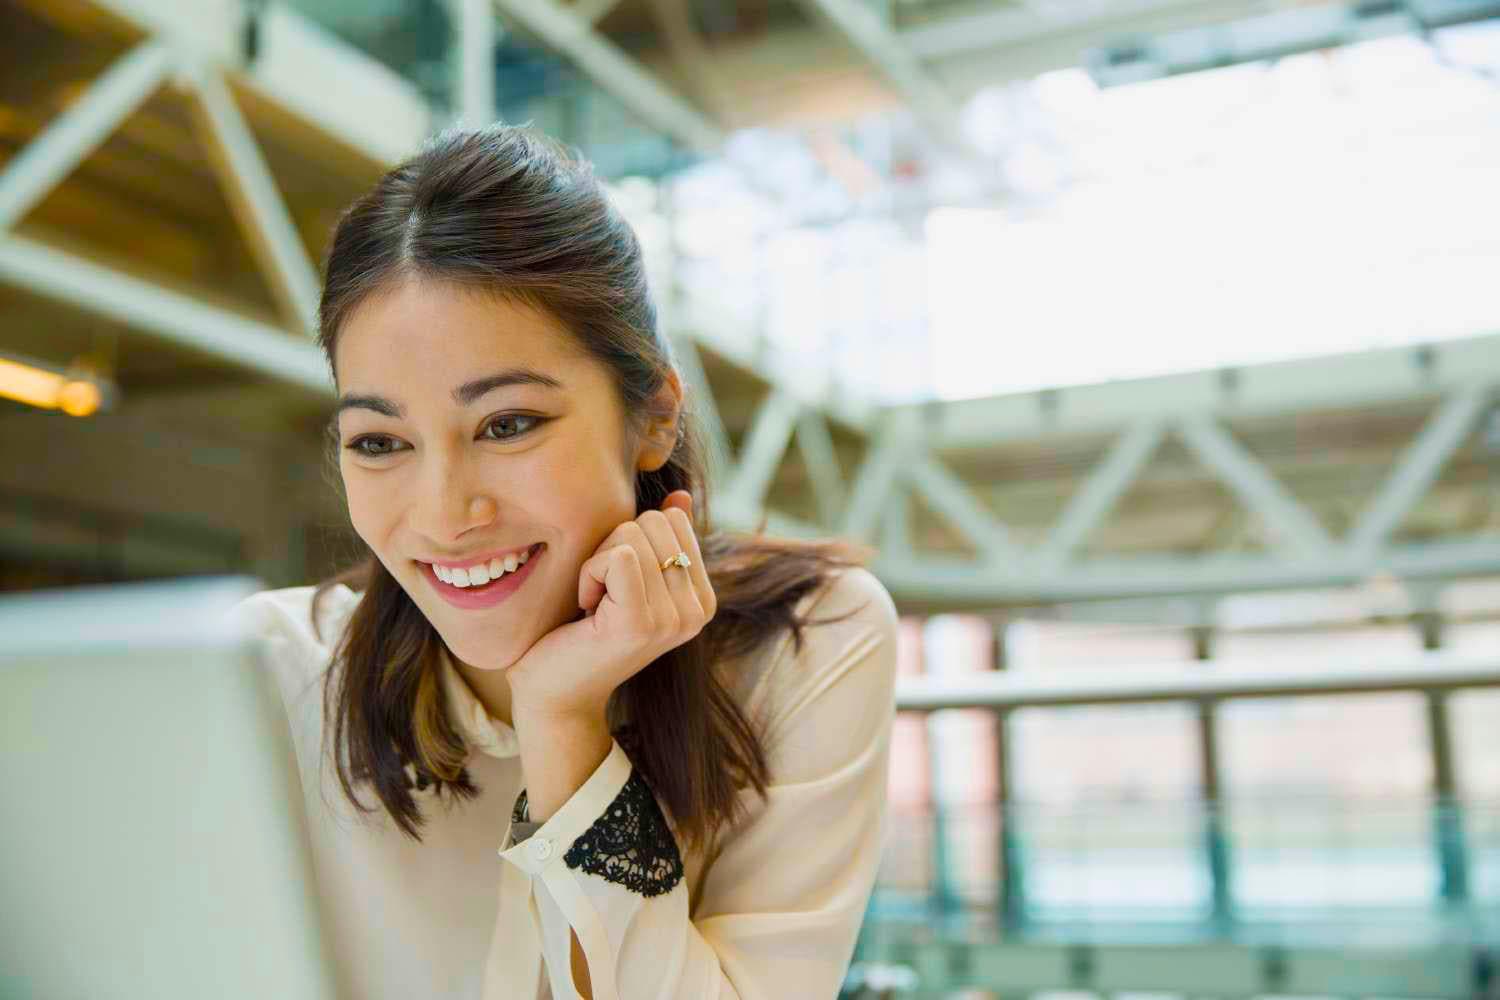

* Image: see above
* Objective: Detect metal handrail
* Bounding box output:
[896,651,1500,710]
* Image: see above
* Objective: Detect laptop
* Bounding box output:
[0,575,339,999]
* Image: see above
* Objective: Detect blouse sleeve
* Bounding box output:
[491,567,899,1000]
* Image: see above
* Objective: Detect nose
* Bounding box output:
[408,446,497,546]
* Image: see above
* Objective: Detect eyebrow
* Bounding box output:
[334,367,564,419]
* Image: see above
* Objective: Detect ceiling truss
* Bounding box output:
[2,3,1497,618]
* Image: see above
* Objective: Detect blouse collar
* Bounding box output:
[437,645,520,759]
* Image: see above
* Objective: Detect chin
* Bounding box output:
[441,627,528,672]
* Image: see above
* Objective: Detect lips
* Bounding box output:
[429,543,542,587]
[420,543,545,610]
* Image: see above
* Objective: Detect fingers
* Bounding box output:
[637,509,705,631]
[661,505,715,619]
[579,501,716,652]
[594,519,677,635]
[578,543,646,621]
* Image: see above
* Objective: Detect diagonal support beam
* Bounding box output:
[0,236,330,394]
[575,0,626,24]
[0,41,174,233]
[643,0,734,120]
[490,0,723,152]
[880,483,913,558]
[182,60,321,336]
[670,333,733,489]
[908,453,1018,562]
[1039,418,1166,568]
[795,410,846,528]
[1349,384,1494,554]
[793,0,982,162]
[1176,415,1332,554]
[724,389,802,512]
[843,408,921,542]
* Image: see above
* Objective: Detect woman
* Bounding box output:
[231,124,899,1000]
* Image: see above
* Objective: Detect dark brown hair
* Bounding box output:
[309,124,872,849]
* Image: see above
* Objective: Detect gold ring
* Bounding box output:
[660,551,691,571]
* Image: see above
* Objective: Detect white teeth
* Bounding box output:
[433,548,537,588]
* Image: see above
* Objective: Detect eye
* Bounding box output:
[345,434,407,458]
[481,413,544,441]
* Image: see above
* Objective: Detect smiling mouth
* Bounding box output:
[426,542,549,590]
[427,543,544,589]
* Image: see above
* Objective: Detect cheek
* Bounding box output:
[341,472,395,543]
[526,447,636,537]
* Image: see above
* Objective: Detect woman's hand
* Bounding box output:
[505,489,716,726]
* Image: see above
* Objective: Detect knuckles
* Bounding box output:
[638,509,671,531]
[610,521,649,547]
[596,506,717,642]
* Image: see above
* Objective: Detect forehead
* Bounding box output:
[333,277,583,385]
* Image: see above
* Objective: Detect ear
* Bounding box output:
[635,367,685,473]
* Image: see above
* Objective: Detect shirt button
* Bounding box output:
[528,838,553,862]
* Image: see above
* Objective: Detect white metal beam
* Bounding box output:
[874,535,1500,607]
[489,0,723,152]
[643,0,734,120]
[669,333,733,489]
[794,0,981,162]
[907,453,1018,562]
[897,650,1500,711]
[1175,415,1332,553]
[888,940,1474,998]
[241,4,431,167]
[880,483,913,559]
[902,0,1241,59]
[575,0,625,25]
[0,236,330,395]
[910,0,1266,97]
[182,60,322,336]
[454,0,498,125]
[723,389,801,511]
[843,408,921,542]
[0,41,174,233]
[1348,382,1494,554]
[794,409,846,527]
[915,333,1500,449]
[1037,418,1166,568]
[61,1,428,168]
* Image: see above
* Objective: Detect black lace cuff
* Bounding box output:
[562,768,684,898]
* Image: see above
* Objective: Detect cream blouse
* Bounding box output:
[228,564,898,1000]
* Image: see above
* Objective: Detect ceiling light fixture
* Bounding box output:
[0,353,112,417]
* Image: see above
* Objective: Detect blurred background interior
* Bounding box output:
[1,0,1498,996]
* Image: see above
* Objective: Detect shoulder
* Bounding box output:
[795,564,899,638]
[228,583,361,682]
[775,565,899,690]
[755,566,900,783]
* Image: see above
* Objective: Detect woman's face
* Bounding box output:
[333,277,667,672]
